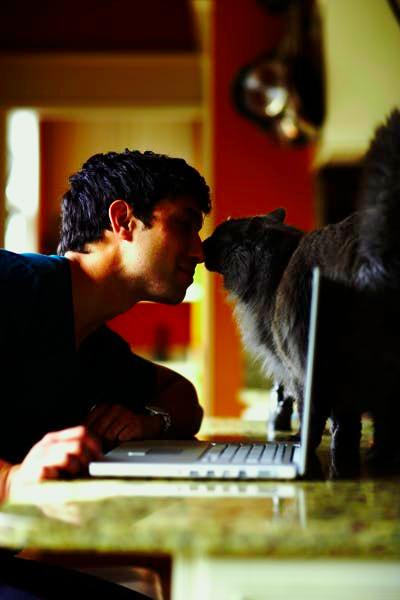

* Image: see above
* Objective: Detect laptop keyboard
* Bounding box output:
[199,443,295,465]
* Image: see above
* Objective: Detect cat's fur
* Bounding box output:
[203,109,400,473]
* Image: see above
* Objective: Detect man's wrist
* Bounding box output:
[144,405,172,435]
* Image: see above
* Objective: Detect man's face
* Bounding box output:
[129,196,205,304]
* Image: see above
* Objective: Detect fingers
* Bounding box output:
[40,466,60,480]
[86,403,167,445]
[117,421,142,442]
[86,404,144,443]
[38,441,93,471]
[16,426,103,485]
[42,425,88,440]
[85,403,123,438]
[43,426,102,457]
[105,414,143,442]
[117,416,161,441]
[85,403,111,428]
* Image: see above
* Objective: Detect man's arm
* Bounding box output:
[149,362,204,438]
[81,327,204,446]
[85,361,204,446]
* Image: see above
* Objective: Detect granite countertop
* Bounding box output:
[0,419,398,558]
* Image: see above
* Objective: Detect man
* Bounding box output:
[0,149,211,499]
[0,149,210,598]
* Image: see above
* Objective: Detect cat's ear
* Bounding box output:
[267,208,286,223]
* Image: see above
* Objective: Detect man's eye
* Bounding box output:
[176,219,193,231]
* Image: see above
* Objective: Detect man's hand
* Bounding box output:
[85,403,163,447]
[8,426,102,492]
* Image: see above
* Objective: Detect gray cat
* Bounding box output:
[203,109,400,475]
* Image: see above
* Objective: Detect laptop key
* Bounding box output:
[220,444,240,461]
[199,444,227,462]
[246,445,265,463]
[273,444,286,463]
[260,444,278,463]
[231,444,253,463]
[282,444,295,464]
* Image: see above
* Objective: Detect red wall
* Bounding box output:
[108,302,190,353]
[211,0,316,415]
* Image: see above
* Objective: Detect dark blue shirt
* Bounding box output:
[0,249,154,463]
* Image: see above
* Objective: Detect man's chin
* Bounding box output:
[166,291,187,305]
[153,288,187,305]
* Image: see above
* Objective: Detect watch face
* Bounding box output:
[145,405,172,432]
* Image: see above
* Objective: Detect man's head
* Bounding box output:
[57,149,211,255]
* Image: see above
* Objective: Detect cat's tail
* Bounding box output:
[358,108,400,281]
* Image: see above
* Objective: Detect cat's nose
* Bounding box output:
[202,237,210,259]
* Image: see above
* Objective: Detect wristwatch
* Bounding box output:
[144,405,172,434]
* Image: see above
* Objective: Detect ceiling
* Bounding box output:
[0,0,197,53]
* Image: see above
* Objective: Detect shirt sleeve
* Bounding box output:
[77,326,158,412]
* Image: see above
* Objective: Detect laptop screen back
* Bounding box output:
[297,267,320,475]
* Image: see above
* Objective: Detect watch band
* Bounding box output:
[144,405,172,434]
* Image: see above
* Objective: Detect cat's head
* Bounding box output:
[203,208,303,299]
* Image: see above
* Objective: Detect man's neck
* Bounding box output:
[65,248,138,348]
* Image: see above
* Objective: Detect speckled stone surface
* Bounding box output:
[0,419,398,558]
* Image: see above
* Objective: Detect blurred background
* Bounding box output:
[0,0,399,420]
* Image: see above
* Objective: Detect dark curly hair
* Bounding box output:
[57,149,211,255]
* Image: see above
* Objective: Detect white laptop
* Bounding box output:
[89,268,320,481]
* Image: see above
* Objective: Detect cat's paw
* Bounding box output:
[365,445,400,474]
[330,447,361,479]
[273,396,294,431]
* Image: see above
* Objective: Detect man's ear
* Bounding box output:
[109,200,136,240]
